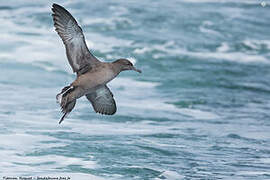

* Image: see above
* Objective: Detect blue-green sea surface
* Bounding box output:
[0,0,270,179]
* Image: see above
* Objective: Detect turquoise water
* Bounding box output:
[0,0,270,179]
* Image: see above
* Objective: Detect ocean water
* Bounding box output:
[0,0,270,179]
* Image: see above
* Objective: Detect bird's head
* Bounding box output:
[113,58,142,73]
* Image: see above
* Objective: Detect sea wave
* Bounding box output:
[182,0,261,4]
[133,40,269,63]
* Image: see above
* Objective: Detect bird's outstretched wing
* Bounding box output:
[86,85,117,115]
[52,3,100,75]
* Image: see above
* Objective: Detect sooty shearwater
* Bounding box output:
[52,4,141,124]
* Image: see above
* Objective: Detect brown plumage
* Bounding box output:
[52,4,141,124]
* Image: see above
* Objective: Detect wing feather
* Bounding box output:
[52,3,100,75]
[86,85,117,115]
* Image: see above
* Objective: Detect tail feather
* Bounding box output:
[56,85,76,124]
[56,85,74,104]
[59,100,76,124]
[59,112,68,124]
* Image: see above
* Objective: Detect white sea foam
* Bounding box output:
[133,40,269,63]
[0,133,59,151]
[182,0,259,4]
[202,21,214,26]
[0,16,52,35]
[153,53,165,59]
[237,171,270,176]
[134,40,177,57]
[243,39,270,50]
[259,158,270,164]
[85,33,133,53]
[0,132,97,174]
[33,62,59,72]
[0,154,96,171]
[1,1,269,179]
[199,26,221,36]
[244,40,259,49]
[0,29,63,67]
[109,77,219,120]
[0,16,134,74]
[68,119,171,136]
[47,77,219,136]
[134,47,151,54]
[217,42,230,52]
[199,21,221,36]
[82,17,132,28]
[0,2,134,74]
[108,5,129,16]
[194,51,268,63]
[141,138,186,149]
[155,170,184,180]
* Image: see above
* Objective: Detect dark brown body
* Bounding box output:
[67,63,120,102]
[72,63,118,90]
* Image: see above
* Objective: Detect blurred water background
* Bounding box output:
[0,0,270,179]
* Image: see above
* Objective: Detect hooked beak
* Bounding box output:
[132,66,142,73]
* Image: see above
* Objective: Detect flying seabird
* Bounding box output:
[52,4,141,124]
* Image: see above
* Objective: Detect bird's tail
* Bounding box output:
[56,85,76,124]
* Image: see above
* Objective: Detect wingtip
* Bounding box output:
[52,3,67,11]
[52,3,60,8]
[51,3,63,13]
[52,3,56,10]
